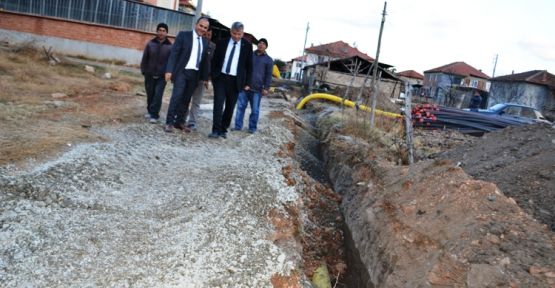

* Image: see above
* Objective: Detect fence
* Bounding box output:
[0,0,194,35]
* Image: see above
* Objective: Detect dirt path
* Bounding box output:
[0,100,306,287]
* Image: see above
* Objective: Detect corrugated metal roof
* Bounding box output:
[424,61,490,79]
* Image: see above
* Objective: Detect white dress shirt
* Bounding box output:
[185,30,203,70]
[221,38,241,76]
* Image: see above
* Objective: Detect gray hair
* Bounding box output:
[231,22,244,31]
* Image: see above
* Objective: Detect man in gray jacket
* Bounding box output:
[140,23,172,123]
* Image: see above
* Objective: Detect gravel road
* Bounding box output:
[0,99,305,287]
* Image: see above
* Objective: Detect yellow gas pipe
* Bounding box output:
[296,93,402,119]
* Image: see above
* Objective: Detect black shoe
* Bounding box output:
[208,132,219,138]
[220,132,227,139]
[164,125,174,133]
[187,123,197,131]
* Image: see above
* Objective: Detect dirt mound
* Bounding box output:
[438,124,555,230]
[317,110,555,287]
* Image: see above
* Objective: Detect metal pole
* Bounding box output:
[404,83,414,165]
[121,1,126,27]
[194,0,203,22]
[107,0,113,25]
[492,54,498,77]
[134,5,139,29]
[369,1,387,128]
[93,0,100,23]
[80,0,84,21]
[300,22,309,81]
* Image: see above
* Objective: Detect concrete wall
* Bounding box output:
[489,81,554,119]
[0,11,171,64]
[310,66,401,99]
[0,28,144,64]
[489,82,548,108]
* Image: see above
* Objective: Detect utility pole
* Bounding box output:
[492,54,498,77]
[404,84,414,165]
[300,22,310,81]
[369,1,387,128]
[194,0,203,22]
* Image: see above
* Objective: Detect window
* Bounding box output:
[470,80,478,88]
[504,106,521,116]
[521,107,536,119]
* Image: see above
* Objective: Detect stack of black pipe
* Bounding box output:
[411,104,529,134]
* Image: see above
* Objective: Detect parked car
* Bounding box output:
[464,103,551,124]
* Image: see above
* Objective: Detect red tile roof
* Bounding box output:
[492,70,555,88]
[424,62,490,79]
[305,41,374,62]
[292,55,308,62]
[397,70,424,80]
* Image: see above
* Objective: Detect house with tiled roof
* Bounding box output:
[396,70,424,101]
[304,40,374,63]
[289,55,308,81]
[288,41,376,81]
[423,62,491,109]
[397,70,424,82]
[489,70,555,120]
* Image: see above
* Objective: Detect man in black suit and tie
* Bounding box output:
[164,17,210,133]
[209,22,253,138]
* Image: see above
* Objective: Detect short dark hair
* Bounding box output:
[197,17,210,24]
[258,38,268,47]
[157,23,168,32]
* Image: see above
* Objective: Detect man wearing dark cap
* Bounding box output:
[140,23,172,123]
[233,37,273,133]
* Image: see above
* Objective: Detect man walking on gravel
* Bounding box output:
[208,21,253,139]
[184,26,216,131]
[233,38,273,134]
[140,23,172,123]
[164,17,211,133]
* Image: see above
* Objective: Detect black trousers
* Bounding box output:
[166,69,199,125]
[144,75,167,119]
[212,74,239,133]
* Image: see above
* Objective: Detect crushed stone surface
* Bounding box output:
[0,100,303,287]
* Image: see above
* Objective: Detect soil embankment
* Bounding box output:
[438,124,555,230]
[315,108,555,287]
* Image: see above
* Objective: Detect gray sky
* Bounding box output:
[201,0,555,77]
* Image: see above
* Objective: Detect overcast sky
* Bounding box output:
[200,0,555,77]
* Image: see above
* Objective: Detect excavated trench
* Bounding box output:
[292,105,555,287]
[294,108,372,287]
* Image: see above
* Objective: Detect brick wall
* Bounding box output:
[0,11,175,51]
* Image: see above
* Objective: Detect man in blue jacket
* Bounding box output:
[233,38,273,134]
[140,23,172,123]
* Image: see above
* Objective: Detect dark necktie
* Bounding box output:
[225,41,237,74]
[196,37,201,69]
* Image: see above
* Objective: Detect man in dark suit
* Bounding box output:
[209,22,253,138]
[164,17,210,133]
